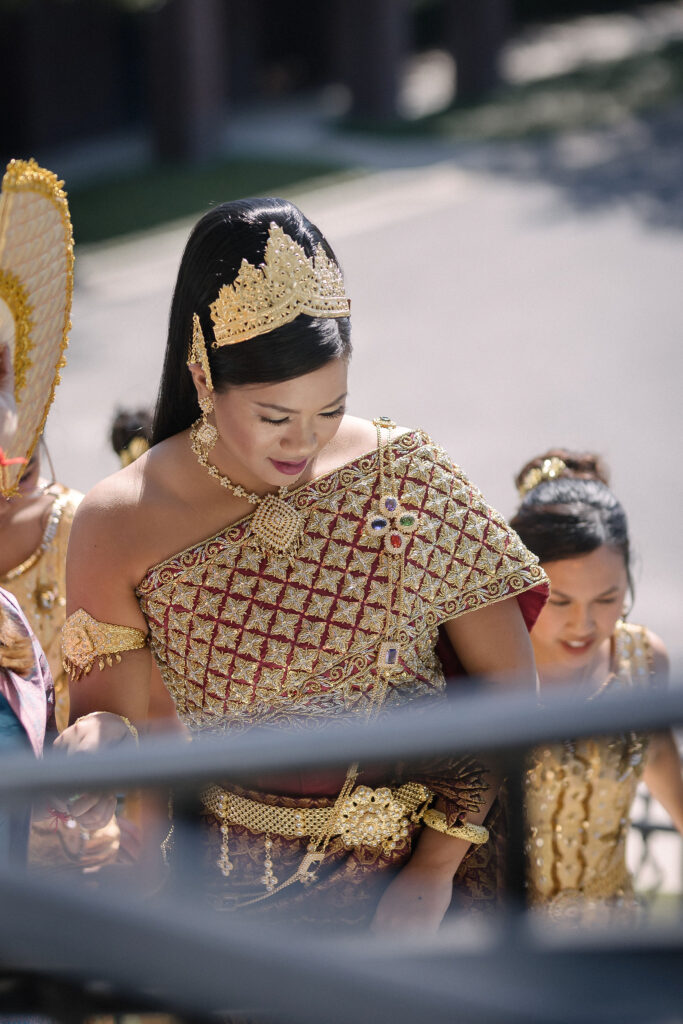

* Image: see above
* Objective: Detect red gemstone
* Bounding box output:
[390,533,402,549]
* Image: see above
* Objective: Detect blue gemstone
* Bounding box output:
[385,647,399,665]
[372,517,388,531]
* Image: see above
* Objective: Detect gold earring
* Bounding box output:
[188,313,218,452]
[196,394,218,452]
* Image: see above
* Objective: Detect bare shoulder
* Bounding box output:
[69,440,183,592]
[68,462,148,600]
[646,628,670,687]
[72,464,143,543]
[320,415,414,472]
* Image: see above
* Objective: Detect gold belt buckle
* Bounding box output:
[337,785,411,853]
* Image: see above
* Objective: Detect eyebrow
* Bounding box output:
[254,392,347,414]
[552,585,619,600]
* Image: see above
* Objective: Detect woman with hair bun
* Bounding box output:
[511,449,683,918]
[58,197,548,931]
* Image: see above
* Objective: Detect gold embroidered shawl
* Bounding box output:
[525,621,652,912]
[136,430,547,734]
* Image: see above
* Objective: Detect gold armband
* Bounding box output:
[422,808,489,845]
[62,608,147,681]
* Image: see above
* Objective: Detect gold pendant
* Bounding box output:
[251,494,304,555]
[193,418,218,452]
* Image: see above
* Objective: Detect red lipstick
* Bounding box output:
[270,458,308,477]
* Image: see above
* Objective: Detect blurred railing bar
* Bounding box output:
[0,868,681,1024]
[500,758,528,910]
[0,683,681,804]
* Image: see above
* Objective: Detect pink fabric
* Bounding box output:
[0,588,54,757]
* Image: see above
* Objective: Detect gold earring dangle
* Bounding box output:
[196,394,218,453]
[188,314,218,453]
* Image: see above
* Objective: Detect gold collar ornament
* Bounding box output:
[189,419,304,557]
[0,159,74,496]
[209,223,350,347]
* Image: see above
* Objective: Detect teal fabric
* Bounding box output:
[0,692,31,863]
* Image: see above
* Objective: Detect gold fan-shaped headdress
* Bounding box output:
[0,159,74,495]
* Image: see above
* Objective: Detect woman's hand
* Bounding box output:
[370,859,454,935]
[56,710,136,753]
[51,712,137,831]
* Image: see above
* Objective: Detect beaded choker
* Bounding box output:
[190,418,304,557]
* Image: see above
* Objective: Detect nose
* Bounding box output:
[568,603,596,636]
[280,419,317,457]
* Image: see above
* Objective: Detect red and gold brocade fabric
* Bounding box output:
[136,429,547,734]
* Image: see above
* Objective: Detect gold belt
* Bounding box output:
[203,781,433,850]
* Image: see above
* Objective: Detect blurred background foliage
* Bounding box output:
[1,0,681,243]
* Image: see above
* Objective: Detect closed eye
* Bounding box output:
[260,406,345,425]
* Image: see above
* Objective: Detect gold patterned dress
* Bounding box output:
[2,484,82,732]
[136,428,548,923]
[525,621,652,919]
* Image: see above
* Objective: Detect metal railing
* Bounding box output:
[0,682,681,1024]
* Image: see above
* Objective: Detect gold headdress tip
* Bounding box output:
[188,312,214,391]
[209,222,350,348]
[0,158,74,495]
[3,158,68,203]
[518,457,568,499]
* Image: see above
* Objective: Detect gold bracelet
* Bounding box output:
[119,715,139,745]
[422,808,489,845]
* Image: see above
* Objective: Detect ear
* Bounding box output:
[187,362,211,401]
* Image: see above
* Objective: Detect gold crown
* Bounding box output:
[209,223,350,347]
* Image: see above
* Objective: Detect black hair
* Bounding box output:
[151,198,351,445]
[510,449,633,601]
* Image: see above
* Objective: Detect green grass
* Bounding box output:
[68,156,355,246]
[342,39,683,143]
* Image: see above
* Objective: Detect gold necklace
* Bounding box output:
[190,418,304,556]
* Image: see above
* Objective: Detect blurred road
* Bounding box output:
[48,132,683,678]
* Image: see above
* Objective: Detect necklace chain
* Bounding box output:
[190,419,287,505]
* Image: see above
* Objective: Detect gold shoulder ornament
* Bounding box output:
[62,608,147,681]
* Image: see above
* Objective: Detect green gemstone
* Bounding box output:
[399,515,414,527]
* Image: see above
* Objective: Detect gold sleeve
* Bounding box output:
[62,608,147,681]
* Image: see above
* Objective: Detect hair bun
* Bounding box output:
[110,407,153,466]
[515,448,609,497]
